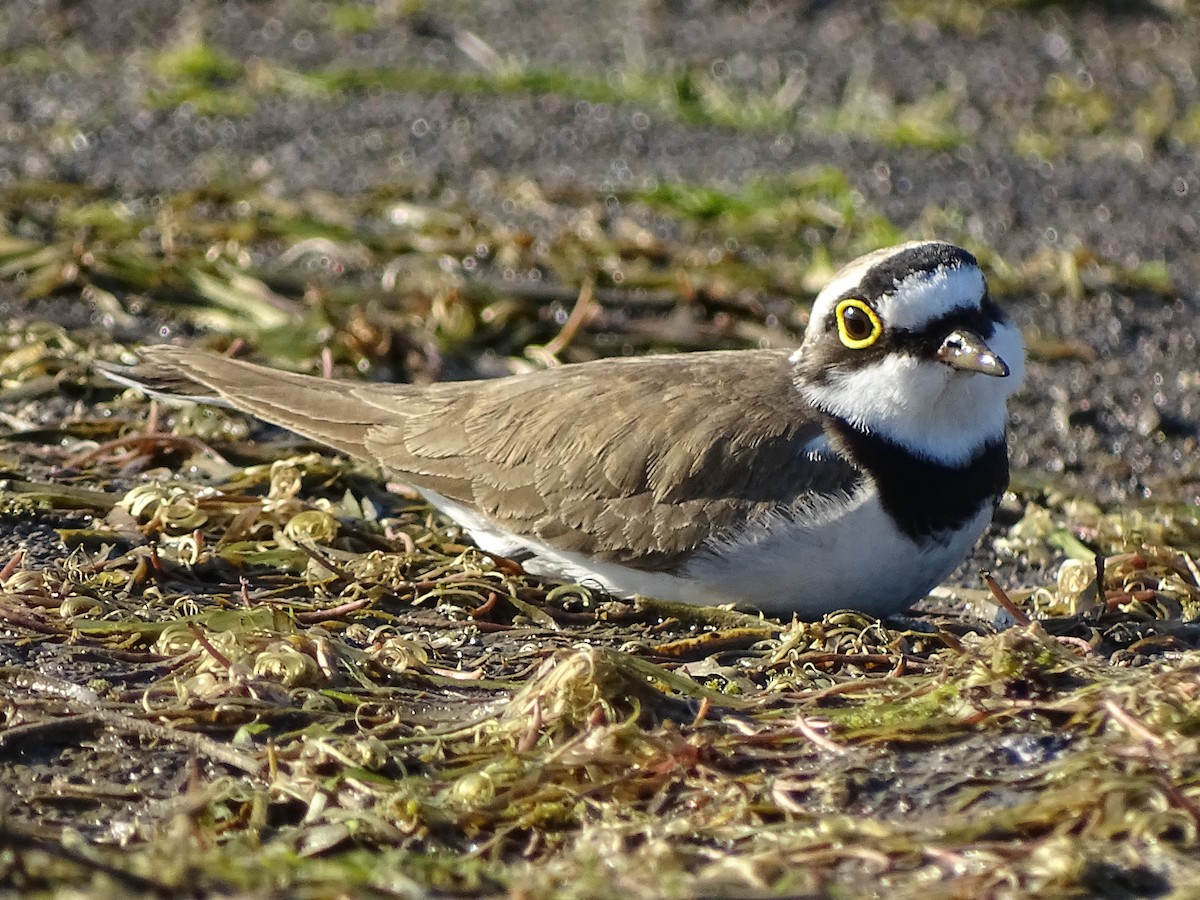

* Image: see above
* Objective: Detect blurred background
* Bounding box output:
[2,3,1200,896]
[1,0,1197,504]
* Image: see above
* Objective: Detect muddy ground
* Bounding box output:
[1,1,1199,898]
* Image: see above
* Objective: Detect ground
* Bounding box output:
[0,1,1199,897]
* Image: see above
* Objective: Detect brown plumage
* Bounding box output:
[105,345,852,572]
[99,241,1023,616]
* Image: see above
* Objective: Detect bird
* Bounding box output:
[100,240,1024,619]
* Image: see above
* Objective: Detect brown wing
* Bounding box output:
[105,346,860,569]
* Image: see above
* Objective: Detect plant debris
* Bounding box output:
[0,315,1196,896]
[1,0,1200,896]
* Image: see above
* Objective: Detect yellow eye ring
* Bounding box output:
[835,298,883,349]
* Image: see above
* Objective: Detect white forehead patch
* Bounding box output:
[875,263,986,332]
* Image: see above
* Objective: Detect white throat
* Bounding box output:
[799,318,1024,466]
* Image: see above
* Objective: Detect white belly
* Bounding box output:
[422,487,991,619]
[677,490,992,617]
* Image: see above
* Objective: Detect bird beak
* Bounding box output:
[936,329,1010,377]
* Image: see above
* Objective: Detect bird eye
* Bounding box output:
[835,298,883,349]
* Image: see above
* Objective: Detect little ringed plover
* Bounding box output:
[101,240,1024,619]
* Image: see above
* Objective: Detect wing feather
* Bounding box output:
[103,346,862,570]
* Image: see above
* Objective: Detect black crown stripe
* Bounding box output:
[856,243,979,303]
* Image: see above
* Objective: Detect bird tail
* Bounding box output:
[97,346,380,459]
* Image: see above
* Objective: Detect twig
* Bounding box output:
[793,715,845,754]
[64,432,229,468]
[293,596,373,622]
[1103,698,1166,749]
[0,548,26,582]
[0,668,101,704]
[187,622,233,669]
[541,274,597,359]
[0,705,261,775]
[90,706,262,774]
[0,604,63,635]
[982,570,1031,626]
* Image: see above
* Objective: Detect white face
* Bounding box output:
[801,319,1024,464]
[795,242,1025,466]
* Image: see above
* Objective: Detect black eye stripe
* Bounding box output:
[824,299,1001,344]
[803,303,1006,381]
[898,303,1002,343]
[799,285,1010,386]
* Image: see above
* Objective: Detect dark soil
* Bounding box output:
[1,2,1199,897]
